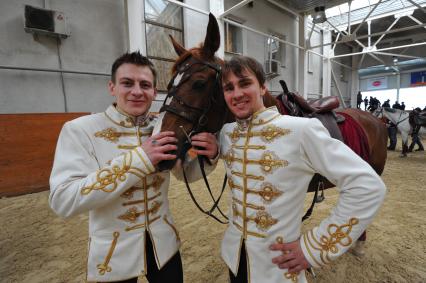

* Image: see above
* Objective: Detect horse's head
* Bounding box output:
[156,13,228,171]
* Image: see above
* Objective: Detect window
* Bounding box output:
[145,0,184,91]
[267,33,286,65]
[308,52,314,73]
[224,22,242,54]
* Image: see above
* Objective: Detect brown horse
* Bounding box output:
[158,13,387,181]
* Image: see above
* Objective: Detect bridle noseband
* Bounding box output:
[160,56,224,159]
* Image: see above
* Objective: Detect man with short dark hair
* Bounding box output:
[217,55,386,283]
[49,51,217,283]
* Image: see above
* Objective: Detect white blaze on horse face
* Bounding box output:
[152,112,165,136]
[173,72,184,87]
[165,95,173,106]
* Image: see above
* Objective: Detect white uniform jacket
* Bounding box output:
[49,105,214,282]
[219,106,386,283]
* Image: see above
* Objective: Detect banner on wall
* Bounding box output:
[366,77,388,90]
[410,71,426,86]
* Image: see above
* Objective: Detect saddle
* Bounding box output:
[276,80,345,142]
[409,110,426,128]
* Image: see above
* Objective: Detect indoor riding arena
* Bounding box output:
[1,0,426,283]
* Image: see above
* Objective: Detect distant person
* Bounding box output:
[363,96,369,110]
[382,99,390,108]
[408,107,425,152]
[408,130,424,152]
[368,96,374,111]
[386,119,397,151]
[356,91,362,109]
[392,101,401,109]
[401,102,406,110]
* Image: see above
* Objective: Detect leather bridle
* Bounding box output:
[160,55,229,224]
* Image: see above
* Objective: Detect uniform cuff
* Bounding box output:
[300,228,326,268]
[133,147,156,174]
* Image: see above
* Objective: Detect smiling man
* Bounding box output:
[49,52,217,283]
[218,55,386,283]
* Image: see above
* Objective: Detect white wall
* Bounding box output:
[223,0,300,94]
[0,0,127,114]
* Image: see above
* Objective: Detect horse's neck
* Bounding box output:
[263,91,278,108]
[388,110,407,124]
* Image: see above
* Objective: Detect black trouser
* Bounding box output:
[387,126,397,150]
[229,241,248,283]
[409,133,424,151]
[99,233,183,283]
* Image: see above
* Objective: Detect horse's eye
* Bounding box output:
[192,80,206,90]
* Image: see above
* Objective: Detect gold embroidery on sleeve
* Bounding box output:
[81,151,147,195]
[97,231,119,275]
[304,218,359,265]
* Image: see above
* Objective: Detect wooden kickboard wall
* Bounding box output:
[0,113,89,197]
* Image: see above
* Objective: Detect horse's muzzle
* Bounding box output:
[156,140,191,171]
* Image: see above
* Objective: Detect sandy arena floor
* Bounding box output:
[1,140,425,283]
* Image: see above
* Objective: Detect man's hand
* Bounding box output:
[142,131,177,166]
[269,239,311,273]
[190,132,218,159]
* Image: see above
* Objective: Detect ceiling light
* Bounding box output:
[312,6,327,24]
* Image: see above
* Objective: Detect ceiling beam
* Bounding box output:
[406,0,426,14]
[373,51,421,59]
[310,22,426,49]
[352,0,383,35]
[332,41,426,59]
[408,14,426,30]
[372,17,400,47]
[330,3,426,30]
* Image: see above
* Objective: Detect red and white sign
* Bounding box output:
[367,76,387,90]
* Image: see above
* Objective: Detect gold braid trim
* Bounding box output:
[163,215,181,242]
[81,151,149,195]
[303,233,323,267]
[81,153,132,195]
[304,218,359,265]
[97,231,120,275]
[134,148,155,173]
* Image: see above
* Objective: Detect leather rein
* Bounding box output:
[160,56,229,224]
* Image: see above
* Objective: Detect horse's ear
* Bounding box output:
[169,35,187,56]
[202,13,220,58]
